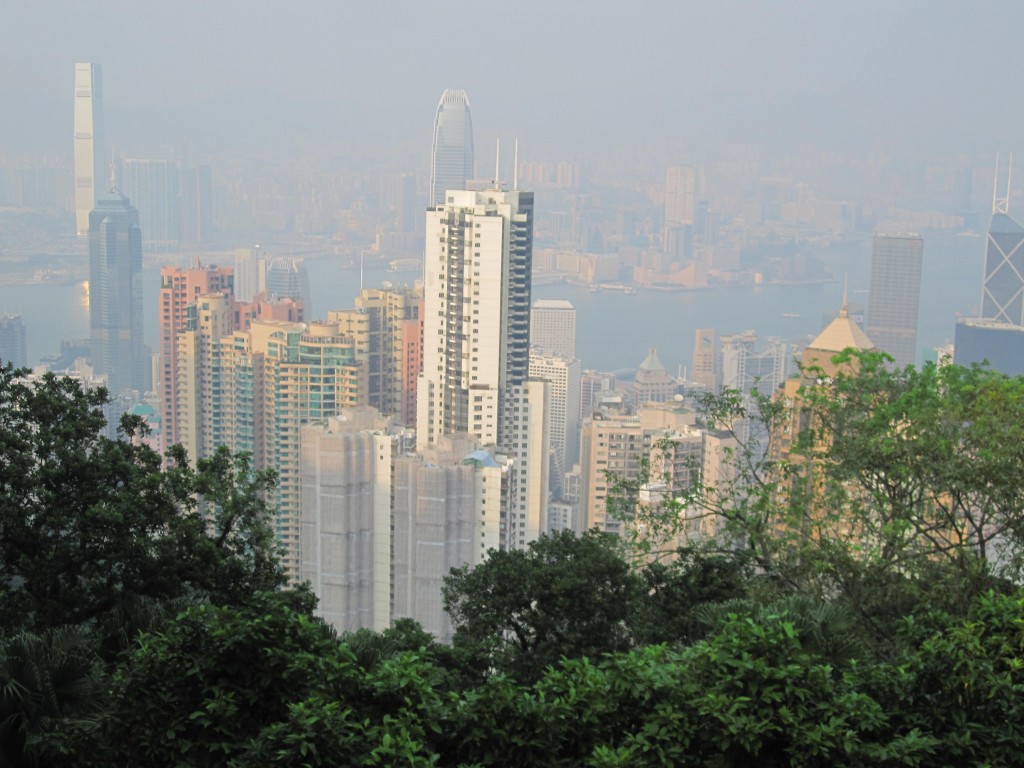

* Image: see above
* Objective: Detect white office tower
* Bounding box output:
[74,63,105,236]
[529,351,581,489]
[530,298,576,359]
[233,246,266,303]
[418,188,548,549]
[430,90,474,206]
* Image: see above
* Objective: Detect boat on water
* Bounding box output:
[782,313,801,318]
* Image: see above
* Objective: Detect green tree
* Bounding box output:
[0,365,284,635]
[801,352,1024,581]
[443,530,642,682]
[86,592,443,768]
[0,626,106,767]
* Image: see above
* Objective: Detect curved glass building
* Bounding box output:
[430,89,474,206]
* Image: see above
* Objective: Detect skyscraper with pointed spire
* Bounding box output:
[954,155,1024,375]
[980,158,1024,326]
[74,63,105,236]
[429,89,474,206]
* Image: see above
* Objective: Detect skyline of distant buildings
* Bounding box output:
[4,62,1021,637]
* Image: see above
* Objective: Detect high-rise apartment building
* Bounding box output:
[579,403,701,535]
[418,188,533,448]
[158,263,234,448]
[530,298,576,359]
[121,158,180,253]
[418,187,548,548]
[199,319,367,577]
[866,233,924,368]
[89,190,146,394]
[175,292,234,462]
[301,417,508,640]
[74,63,105,236]
[329,285,423,426]
[429,90,474,206]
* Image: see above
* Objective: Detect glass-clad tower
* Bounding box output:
[980,212,1024,325]
[430,89,474,206]
[89,190,145,394]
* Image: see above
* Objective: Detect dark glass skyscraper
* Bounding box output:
[89,190,146,394]
[429,89,474,206]
[980,212,1024,325]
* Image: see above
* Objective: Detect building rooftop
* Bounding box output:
[808,304,874,353]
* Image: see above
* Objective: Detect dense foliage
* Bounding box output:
[3,357,1024,766]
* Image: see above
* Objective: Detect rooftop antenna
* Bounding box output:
[1007,153,1014,213]
[513,139,519,190]
[840,274,849,318]
[359,249,364,292]
[494,138,500,187]
[994,152,1011,214]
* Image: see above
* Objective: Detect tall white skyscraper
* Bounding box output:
[74,63,105,236]
[417,188,548,548]
[866,233,924,368]
[429,90,474,206]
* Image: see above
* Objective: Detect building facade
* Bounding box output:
[417,188,548,549]
[529,351,581,491]
[530,298,576,360]
[159,264,234,448]
[329,285,423,426]
[980,212,1024,326]
[866,233,923,368]
[74,63,105,236]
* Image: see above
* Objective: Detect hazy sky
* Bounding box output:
[3,1,1024,159]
